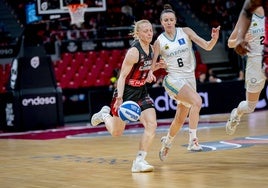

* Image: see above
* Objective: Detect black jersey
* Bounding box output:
[125,40,153,87]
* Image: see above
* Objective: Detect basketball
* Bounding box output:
[118,101,141,123]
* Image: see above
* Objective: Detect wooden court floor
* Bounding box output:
[0,110,268,188]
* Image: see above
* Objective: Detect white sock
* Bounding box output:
[165,132,174,145]
[102,113,111,121]
[237,100,257,116]
[189,129,197,141]
[136,150,147,161]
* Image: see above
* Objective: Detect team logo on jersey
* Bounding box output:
[164,44,169,50]
[178,38,186,45]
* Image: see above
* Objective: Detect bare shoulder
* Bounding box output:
[125,47,139,63]
[182,27,194,34]
[182,27,196,38]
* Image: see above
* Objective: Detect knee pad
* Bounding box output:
[238,101,258,114]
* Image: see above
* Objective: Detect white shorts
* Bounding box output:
[245,56,266,93]
[163,74,196,108]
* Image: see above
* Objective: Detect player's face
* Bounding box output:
[161,13,176,31]
[138,23,153,44]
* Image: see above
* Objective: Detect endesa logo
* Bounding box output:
[22,96,56,106]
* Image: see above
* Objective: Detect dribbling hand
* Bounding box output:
[235,41,249,56]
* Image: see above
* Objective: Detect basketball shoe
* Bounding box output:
[90,106,111,126]
[131,159,154,173]
[187,138,203,151]
[225,108,241,135]
[159,136,172,161]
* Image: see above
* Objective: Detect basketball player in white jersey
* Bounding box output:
[226,6,266,135]
[148,4,220,161]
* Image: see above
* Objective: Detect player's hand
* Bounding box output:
[146,70,156,83]
[235,40,250,56]
[156,58,167,70]
[211,26,221,39]
[113,97,123,112]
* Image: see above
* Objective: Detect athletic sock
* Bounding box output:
[165,132,174,145]
[136,150,147,161]
[189,129,197,141]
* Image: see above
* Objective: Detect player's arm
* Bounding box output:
[228,25,239,48]
[147,40,166,83]
[114,47,138,110]
[184,26,220,51]
[151,41,161,71]
[147,40,160,83]
[234,0,261,55]
[153,46,167,71]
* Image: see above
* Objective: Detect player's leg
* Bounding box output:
[159,103,189,161]
[91,106,111,126]
[226,92,260,135]
[237,57,265,117]
[226,57,265,135]
[239,91,261,115]
[104,116,126,136]
[131,107,157,173]
[91,105,126,136]
[162,76,202,151]
[175,85,203,151]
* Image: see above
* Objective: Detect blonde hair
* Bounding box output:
[129,19,151,40]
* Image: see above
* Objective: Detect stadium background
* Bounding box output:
[0,0,267,132]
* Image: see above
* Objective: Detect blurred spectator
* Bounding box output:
[109,68,120,91]
[197,72,207,83]
[208,68,222,83]
[67,25,81,40]
[121,3,133,17]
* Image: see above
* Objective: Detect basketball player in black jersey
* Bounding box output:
[91,19,165,173]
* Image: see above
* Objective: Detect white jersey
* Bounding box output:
[246,13,266,93]
[157,28,196,78]
[247,13,265,57]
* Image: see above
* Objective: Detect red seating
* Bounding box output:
[69,59,80,74]
[68,73,80,88]
[86,51,97,62]
[61,52,73,67]
[111,49,122,62]
[85,72,98,87]
[66,66,76,81]
[102,64,114,78]
[95,78,107,86]
[74,52,85,63]
[0,63,11,93]
[52,49,129,89]
[92,57,106,72]
[98,50,110,62]
[82,58,93,71]
[77,65,89,81]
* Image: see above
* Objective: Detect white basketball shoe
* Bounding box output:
[226,108,241,135]
[131,159,154,173]
[159,136,172,161]
[187,138,203,151]
[90,106,111,126]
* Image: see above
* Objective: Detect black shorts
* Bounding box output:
[111,84,155,116]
